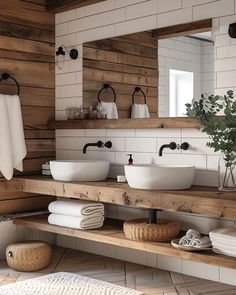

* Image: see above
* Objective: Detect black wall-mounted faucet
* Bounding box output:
[83,140,112,154]
[159,142,189,156]
[159,142,177,156]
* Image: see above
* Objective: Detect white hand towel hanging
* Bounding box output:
[131,103,150,118]
[98,101,118,119]
[97,84,118,119]
[0,94,26,180]
[131,87,150,118]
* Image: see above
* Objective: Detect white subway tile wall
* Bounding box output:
[56,0,236,284]
[182,260,220,281]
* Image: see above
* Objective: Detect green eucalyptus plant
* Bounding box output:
[185,90,236,189]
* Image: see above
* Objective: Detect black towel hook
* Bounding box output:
[132,87,146,104]
[0,73,20,95]
[97,83,116,103]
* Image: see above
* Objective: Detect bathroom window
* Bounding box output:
[169,69,194,117]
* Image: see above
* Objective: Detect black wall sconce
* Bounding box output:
[228,23,236,38]
[56,45,78,69]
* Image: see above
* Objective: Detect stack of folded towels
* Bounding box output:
[179,229,212,247]
[48,200,104,230]
[209,226,236,257]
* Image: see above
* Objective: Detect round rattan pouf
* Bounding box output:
[6,241,52,272]
[124,218,181,242]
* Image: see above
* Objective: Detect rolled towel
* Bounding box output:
[186,229,201,240]
[48,213,104,230]
[189,236,211,247]
[131,103,150,119]
[48,200,104,217]
[179,236,190,246]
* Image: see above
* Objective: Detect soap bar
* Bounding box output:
[117,175,127,182]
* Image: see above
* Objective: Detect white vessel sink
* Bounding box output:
[50,160,110,182]
[125,164,195,190]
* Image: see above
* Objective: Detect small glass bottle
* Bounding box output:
[88,105,94,119]
[96,104,103,119]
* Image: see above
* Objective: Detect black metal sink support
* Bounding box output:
[148,209,158,224]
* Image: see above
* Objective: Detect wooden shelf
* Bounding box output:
[4,176,236,220]
[14,214,236,269]
[48,117,200,129]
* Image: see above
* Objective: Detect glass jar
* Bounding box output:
[73,107,80,120]
[218,152,236,191]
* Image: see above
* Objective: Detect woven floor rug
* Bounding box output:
[0,272,144,295]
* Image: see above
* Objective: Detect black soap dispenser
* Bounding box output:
[127,154,133,165]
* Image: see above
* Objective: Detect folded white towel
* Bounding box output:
[189,236,211,247]
[210,237,236,247]
[212,247,236,258]
[48,200,104,217]
[209,226,236,241]
[98,101,118,119]
[211,242,236,252]
[131,103,150,119]
[0,94,26,180]
[179,236,190,246]
[48,213,104,230]
[186,229,201,240]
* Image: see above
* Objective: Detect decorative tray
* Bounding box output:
[171,239,212,252]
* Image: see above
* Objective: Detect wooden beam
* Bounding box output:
[152,19,212,39]
[46,0,106,12]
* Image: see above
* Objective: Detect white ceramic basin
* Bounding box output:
[50,160,110,182]
[125,164,195,190]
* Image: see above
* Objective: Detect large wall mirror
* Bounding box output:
[81,19,212,127]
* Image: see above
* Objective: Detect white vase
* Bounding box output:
[218,153,236,191]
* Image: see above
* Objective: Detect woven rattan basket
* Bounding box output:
[123,218,181,242]
[6,241,52,272]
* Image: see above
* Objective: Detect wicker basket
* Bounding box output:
[6,241,52,272]
[123,218,181,242]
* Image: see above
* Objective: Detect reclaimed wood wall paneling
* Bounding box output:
[83,32,158,118]
[0,0,55,213]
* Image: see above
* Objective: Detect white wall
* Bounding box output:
[55,0,236,285]
[0,221,56,260]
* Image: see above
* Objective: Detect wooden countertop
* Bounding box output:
[3,176,236,220]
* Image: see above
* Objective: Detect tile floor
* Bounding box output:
[0,247,236,294]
